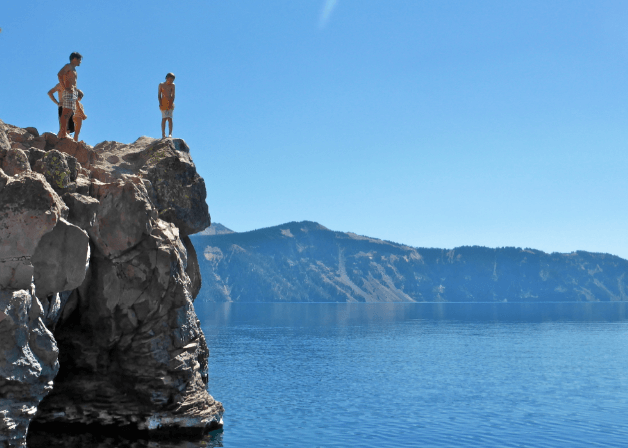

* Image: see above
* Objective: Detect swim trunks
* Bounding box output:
[62,90,77,111]
[161,109,174,119]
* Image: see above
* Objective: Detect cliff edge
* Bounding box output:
[0,120,223,446]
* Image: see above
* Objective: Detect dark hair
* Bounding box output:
[70,52,83,62]
[166,73,175,80]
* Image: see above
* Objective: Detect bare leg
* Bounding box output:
[58,108,73,139]
[73,118,83,142]
[167,118,173,137]
[58,107,63,135]
[161,118,167,138]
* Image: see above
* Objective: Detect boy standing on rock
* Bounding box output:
[57,52,82,139]
[158,73,176,138]
[73,90,87,142]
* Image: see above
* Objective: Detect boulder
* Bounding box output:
[144,140,210,235]
[62,192,99,230]
[0,172,68,290]
[24,127,39,137]
[55,139,99,168]
[1,148,30,176]
[88,179,157,258]
[31,218,90,298]
[91,137,210,235]
[41,133,58,152]
[28,137,47,151]
[27,148,46,168]
[4,126,34,145]
[32,150,70,191]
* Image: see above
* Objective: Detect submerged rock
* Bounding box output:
[0,121,222,445]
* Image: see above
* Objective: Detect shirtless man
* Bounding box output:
[158,73,176,138]
[57,52,82,139]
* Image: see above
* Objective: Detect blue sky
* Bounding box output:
[2,1,628,258]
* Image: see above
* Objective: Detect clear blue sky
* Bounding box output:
[2,1,628,258]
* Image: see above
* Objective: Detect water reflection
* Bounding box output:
[195,301,628,327]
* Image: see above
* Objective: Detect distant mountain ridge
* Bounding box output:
[197,223,235,236]
[190,221,628,303]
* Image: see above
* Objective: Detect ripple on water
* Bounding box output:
[201,302,628,448]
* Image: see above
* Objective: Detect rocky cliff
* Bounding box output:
[192,221,628,303]
[0,120,223,446]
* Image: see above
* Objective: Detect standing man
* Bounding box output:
[158,73,175,138]
[57,52,82,139]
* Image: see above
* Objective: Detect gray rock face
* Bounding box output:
[0,122,222,445]
[0,121,10,153]
[0,287,59,447]
[183,236,202,300]
[35,220,222,433]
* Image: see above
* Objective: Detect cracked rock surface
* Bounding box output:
[0,120,222,446]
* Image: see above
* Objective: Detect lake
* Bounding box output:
[27,301,628,447]
[197,302,628,448]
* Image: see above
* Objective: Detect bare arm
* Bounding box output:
[171,84,175,104]
[158,84,163,104]
[47,85,60,105]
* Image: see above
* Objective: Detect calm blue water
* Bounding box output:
[196,302,628,448]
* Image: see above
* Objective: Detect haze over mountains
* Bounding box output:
[190,221,628,303]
